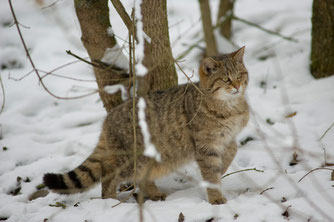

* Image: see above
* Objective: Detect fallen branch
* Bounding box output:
[298,167,334,183]
[221,168,264,179]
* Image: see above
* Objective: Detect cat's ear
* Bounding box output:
[201,57,219,75]
[231,46,245,63]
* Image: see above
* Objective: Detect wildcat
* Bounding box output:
[43,46,249,204]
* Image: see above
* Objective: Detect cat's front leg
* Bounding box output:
[221,140,238,176]
[196,149,227,204]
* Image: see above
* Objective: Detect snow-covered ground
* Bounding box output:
[1,0,334,221]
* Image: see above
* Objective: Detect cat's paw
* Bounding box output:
[147,192,167,201]
[209,196,227,205]
[134,191,167,202]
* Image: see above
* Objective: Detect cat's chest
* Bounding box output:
[212,111,249,144]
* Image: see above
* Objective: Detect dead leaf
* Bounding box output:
[289,152,299,166]
[285,112,297,118]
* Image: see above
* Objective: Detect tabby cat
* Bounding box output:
[43,46,249,204]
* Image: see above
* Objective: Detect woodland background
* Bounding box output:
[0,0,334,221]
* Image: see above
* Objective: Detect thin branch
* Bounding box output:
[65,50,101,68]
[319,122,334,141]
[41,0,59,10]
[8,70,34,81]
[175,62,203,94]
[322,147,334,167]
[110,0,137,41]
[221,168,264,179]
[232,15,298,43]
[8,0,96,100]
[298,167,334,183]
[66,50,128,76]
[0,74,5,114]
[260,187,274,195]
[185,94,203,126]
[111,189,137,208]
[130,9,143,222]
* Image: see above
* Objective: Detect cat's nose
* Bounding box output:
[232,83,240,91]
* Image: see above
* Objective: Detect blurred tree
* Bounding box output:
[310,0,334,78]
[217,0,235,39]
[198,0,218,56]
[74,0,177,198]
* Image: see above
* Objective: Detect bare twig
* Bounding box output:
[322,147,334,167]
[0,73,5,114]
[298,167,334,183]
[41,0,59,10]
[8,0,96,100]
[221,168,264,179]
[65,50,101,68]
[319,122,334,141]
[260,187,274,195]
[8,70,34,81]
[110,0,137,41]
[111,189,137,208]
[232,15,298,43]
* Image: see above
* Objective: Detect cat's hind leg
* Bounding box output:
[101,177,118,199]
[138,180,167,201]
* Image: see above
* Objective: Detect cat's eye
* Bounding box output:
[237,74,242,80]
[222,76,229,82]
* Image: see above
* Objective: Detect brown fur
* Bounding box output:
[43,47,249,204]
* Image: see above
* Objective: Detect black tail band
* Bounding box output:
[43,173,68,190]
[68,170,83,188]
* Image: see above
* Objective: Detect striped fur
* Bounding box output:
[43,47,249,204]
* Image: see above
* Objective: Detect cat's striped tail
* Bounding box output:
[43,136,106,194]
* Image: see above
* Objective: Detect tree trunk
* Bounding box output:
[75,0,130,198]
[217,0,234,39]
[139,0,178,95]
[74,0,126,112]
[310,0,334,78]
[199,0,218,56]
[74,0,178,198]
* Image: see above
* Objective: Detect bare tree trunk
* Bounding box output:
[199,0,218,56]
[217,0,234,39]
[74,0,126,112]
[139,0,178,95]
[310,0,334,78]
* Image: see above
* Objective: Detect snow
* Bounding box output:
[134,0,148,76]
[104,84,128,101]
[137,98,161,162]
[0,0,334,221]
[101,44,129,70]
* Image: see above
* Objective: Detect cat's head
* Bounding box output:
[199,46,248,100]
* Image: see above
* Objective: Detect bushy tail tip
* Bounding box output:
[43,173,68,190]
